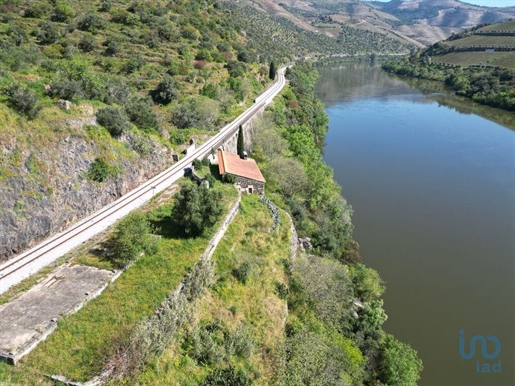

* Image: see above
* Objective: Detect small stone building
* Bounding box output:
[217,151,265,194]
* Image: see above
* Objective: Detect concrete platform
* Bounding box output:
[0,264,115,364]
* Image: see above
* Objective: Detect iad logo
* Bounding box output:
[459,330,501,373]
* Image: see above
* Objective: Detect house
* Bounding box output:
[217,150,265,194]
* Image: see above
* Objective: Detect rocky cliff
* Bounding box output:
[0,105,174,263]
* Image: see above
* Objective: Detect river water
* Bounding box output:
[315,63,514,386]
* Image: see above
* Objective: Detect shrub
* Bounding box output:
[170,130,186,145]
[96,107,130,136]
[225,60,245,78]
[206,174,216,188]
[110,212,158,267]
[99,0,112,12]
[48,79,83,101]
[77,12,107,32]
[171,96,220,130]
[196,49,212,62]
[232,260,251,284]
[103,39,120,56]
[149,74,178,105]
[87,158,119,182]
[378,333,423,386]
[225,323,255,358]
[125,98,158,132]
[36,21,59,45]
[24,2,51,18]
[193,158,203,170]
[202,365,253,386]
[224,173,237,184]
[78,35,97,52]
[4,83,42,119]
[51,3,75,22]
[171,182,223,236]
[123,55,145,74]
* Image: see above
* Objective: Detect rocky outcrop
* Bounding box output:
[0,128,173,263]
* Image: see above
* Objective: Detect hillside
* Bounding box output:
[0,0,299,262]
[250,0,514,47]
[383,19,515,111]
[0,60,423,386]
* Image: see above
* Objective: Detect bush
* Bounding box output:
[87,158,119,182]
[103,39,120,56]
[99,0,112,12]
[125,98,158,132]
[24,2,51,18]
[206,174,216,188]
[110,212,157,267]
[51,3,75,22]
[232,260,251,284]
[224,173,237,184]
[202,366,253,386]
[378,333,423,386]
[96,107,130,136]
[77,12,107,32]
[78,35,97,52]
[171,96,220,130]
[48,79,83,101]
[4,83,42,119]
[171,182,223,236]
[149,74,178,105]
[36,21,59,45]
[123,55,145,73]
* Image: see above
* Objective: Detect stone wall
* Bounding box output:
[219,107,264,154]
[235,176,265,195]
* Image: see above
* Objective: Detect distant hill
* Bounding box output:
[429,19,515,69]
[251,0,515,46]
[382,19,515,111]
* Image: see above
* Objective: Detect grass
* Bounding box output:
[478,19,515,32]
[447,34,515,47]
[132,194,292,385]
[0,182,238,385]
[433,51,515,69]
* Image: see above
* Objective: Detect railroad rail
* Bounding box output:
[0,68,287,294]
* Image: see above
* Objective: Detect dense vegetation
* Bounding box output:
[225,1,410,58]
[0,0,278,188]
[383,21,515,111]
[252,61,423,385]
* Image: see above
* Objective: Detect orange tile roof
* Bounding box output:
[217,151,265,183]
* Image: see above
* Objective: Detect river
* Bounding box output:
[315,63,514,386]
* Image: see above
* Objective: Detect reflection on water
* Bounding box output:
[317,63,515,130]
[316,63,515,386]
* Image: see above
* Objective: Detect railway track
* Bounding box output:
[0,68,286,294]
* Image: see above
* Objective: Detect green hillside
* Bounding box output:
[383,20,515,111]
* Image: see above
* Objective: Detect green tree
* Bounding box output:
[269,61,276,80]
[96,107,131,137]
[150,74,178,105]
[111,212,157,267]
[125,98,158,132]
[4,83,42,119]
[237,126,244,157]
[171,183,223,236]
[171,96,220,131]
[379,333,423,386]
[269,156,309,198]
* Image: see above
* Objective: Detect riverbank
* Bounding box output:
[316,62,514,386]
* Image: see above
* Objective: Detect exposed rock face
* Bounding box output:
[0,103,266,264]
[0,131,172,263]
